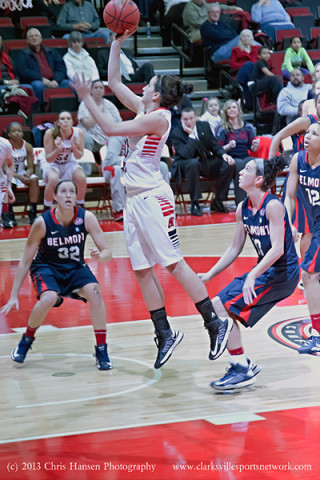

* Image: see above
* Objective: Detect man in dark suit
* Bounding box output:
[96,47,155,83]
[171,107,236,216]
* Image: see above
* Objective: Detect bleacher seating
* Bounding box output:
[6,0,320,217]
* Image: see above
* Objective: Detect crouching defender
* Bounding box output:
[1,179,113,370]
[199,157,299,390]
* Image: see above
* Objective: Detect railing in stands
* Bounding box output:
[170,23,193,77]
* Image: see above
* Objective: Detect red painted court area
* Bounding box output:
[0,256,305,333]
[1,407,319,480]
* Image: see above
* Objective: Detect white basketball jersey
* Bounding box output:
[11,140,27,175]
[54,127,80,166]
[122,108,171,196]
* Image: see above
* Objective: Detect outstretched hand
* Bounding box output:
[1,298,19,315]
[72,73,92,100]
[113,28,138,44]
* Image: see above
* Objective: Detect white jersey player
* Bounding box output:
[43,111,86,209]
[73,30,232,372]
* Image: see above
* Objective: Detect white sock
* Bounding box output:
[229,353,248,367]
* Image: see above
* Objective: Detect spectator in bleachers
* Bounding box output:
[199,96,221,136]
[96,47,155,83]
[282,36,314,81]
[276,68,311,124]
[302,79,320,116]
[200,3,239,63]
[249,46,283,106]
[230,30,260,72]
[230,29,261,108]
[15,28,69,107]
[251,0,295,43]
[57,0,111,45]
[78,79,122,174]
[42,111,86,209]
[215,100,258,204]
[182,0,208,43]
[63,31,100,83]
[7,122,39,226]
[170,106,235,215]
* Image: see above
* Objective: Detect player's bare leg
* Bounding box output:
[167,260,232,360]
[78,283,112,370]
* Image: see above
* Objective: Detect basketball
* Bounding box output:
[103,0,140,35]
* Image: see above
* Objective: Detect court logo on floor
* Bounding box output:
[268,316,320,356]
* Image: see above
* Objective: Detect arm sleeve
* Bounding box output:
[63,54,75,80]
[282,49,294,72]
[302,48,315,73]
[215,126,228,148]
[251,5,262,23]
[57,4,73,31]
[246,123,257,150]
[230,47,242,70]
[90,4,101,31]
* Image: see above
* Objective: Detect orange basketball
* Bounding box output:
[103,0,140,35]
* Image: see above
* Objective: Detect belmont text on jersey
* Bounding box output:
[33,207,87,271]
[47,232,85,247]
[243,224,270,237]
[242,193,297,267]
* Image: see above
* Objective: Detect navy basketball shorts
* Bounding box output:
[301,230,320,273]
[218,264,299,328]
[30,263,98,299]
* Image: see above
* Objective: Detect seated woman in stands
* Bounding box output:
[43,111,86,209]
[216,100,259,204]
[7,122,39,225]
[230,29,261,109]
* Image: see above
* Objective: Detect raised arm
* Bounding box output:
[73,75,168,138]
[0,218,45,314]
[107,30,142,114]
[268,116,310,159]
[85,211,112,262]
[198,204,247,283]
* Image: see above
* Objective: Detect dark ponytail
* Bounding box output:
[154,75,184,109]
[255,155,289,191]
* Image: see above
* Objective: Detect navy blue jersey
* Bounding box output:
[242,193,298,268]
[33,207,87,271]
[298,150,320,232]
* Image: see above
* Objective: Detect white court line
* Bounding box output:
[1,401,320,445]
[14,355,162,409]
